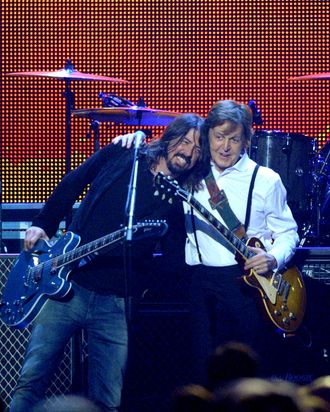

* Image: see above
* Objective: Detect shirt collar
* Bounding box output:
[210,152,250,178]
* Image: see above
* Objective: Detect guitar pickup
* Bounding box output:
[277,278,289,297]
[283,283,291,301]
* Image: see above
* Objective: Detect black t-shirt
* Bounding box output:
[69,158,181,296]
[32,145,187,297]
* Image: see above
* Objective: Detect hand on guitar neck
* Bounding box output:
[244,246,278,275]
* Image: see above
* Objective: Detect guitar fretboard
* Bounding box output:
[31,227,129,280]
[58,228,126,267]
[188,194,254,260]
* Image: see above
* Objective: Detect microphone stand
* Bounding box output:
[125,148,141,243]
[123,134,144,325]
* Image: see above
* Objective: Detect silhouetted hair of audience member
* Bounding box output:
[298,375,330,412]
[33,394,102,412]
[0,396,5,412]
[298,395,330,412]
[213,377,304,412]
[207,341,259,391]
[301,376,330,404]
[171,384,214,412]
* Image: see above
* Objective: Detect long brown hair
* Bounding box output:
[141,113,206,190]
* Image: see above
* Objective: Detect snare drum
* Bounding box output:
[249,130,315,222]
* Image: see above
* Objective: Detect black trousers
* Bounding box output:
[189,264,283,384]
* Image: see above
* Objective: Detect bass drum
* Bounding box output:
[249,130,315,225]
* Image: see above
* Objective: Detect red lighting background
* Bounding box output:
[1,0,329,203]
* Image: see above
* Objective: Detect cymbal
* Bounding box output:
[6,69,128,83]
[72,106,181,126]
[288,72,330,81]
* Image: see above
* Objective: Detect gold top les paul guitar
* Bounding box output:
[155,173,306,333]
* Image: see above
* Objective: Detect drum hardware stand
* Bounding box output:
[86,120,101,152]
[61,60,86,395]
[62,59,76,176]
[310,176,323,244]
[61,61,86,393]
[303,152,329,246]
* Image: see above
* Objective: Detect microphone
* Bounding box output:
[134,131,146,148]
[248,100,263,126]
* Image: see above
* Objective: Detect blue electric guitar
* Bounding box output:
[0,220,167,329]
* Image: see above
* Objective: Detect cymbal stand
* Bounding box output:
[62,61,86,394]
[62,60,75,175]
[87,120,100,152]
[306,152,328,245]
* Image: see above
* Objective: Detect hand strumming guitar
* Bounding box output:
[244,246,277,275]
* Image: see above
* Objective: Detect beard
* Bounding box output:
[166,153,192,177]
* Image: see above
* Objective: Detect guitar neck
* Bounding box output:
[57,227,126,268]
[188,195,253,260]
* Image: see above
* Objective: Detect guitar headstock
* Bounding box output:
[154,172,189,203]
[134,219,168,240]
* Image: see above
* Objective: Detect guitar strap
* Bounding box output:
[244,164,260,231]
[190,163,259,263]
[205,169,246,239]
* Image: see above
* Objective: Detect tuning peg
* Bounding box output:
[154,190,159,196]
[161,194,166,200]
[168,198,173,204]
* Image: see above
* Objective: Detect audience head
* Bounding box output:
[207,341,259,391]
[298,375,330,412]
[171,383,214,412]
[213,377,303,412]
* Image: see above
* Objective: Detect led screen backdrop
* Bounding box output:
[1,0,329,203]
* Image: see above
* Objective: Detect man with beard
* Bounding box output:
[114,100,300,383]
[10,113,204,412]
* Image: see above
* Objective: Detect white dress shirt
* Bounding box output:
[184,153,299,269]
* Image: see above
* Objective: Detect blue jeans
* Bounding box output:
[10,282,128,412]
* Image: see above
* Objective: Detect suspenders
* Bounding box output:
[191,164,259,263]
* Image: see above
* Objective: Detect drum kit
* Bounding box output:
[5,63,330,245]
[6,60,181,170]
